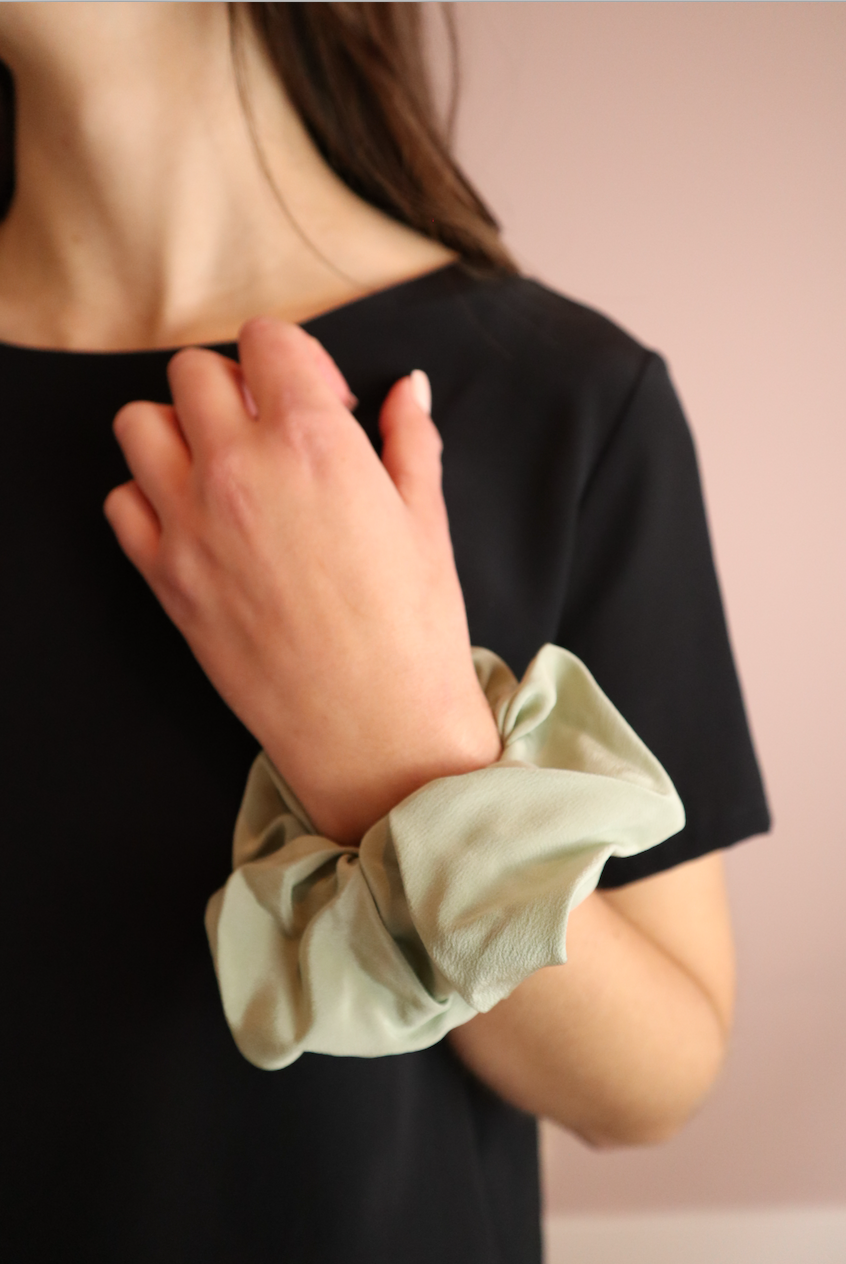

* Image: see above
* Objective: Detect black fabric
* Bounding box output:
[0,263,768,1262]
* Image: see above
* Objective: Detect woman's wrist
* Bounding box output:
[207,642,687,1070]
[265,685,503,845]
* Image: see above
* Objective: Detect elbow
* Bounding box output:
[570,1092,711,1150]
[576,1107,695,1151]
[563,1025,732,1151]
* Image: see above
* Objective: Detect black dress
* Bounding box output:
[0,264,769,1263]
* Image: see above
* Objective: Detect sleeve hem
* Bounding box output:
[597,803,772,888]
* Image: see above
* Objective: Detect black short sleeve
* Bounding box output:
[556,352,771,886]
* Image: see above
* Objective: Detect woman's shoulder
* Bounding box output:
[312,262,679,466]
[403,265,663,436]
[452,268,652,377]
[413,266,675,459]
[324,263,651,375]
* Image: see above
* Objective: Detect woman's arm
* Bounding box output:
[106,318,736,1137]
[448,851,736,1147]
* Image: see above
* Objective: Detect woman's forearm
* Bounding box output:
[448,854,736,1147]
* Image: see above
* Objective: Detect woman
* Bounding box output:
[0,4,768,1262]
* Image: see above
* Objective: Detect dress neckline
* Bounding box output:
[0,260,467,360]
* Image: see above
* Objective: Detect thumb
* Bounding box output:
[379,371,446,525]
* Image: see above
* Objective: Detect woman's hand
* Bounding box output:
[104,317,501,843]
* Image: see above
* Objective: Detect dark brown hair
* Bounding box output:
[237,3,515,273]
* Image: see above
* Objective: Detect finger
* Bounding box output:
[378,371,447,526]
[238,318,349,431]
[167,347,250,457]
[302,331,357,410]
[103,480,161,575]
[113,401,190,518]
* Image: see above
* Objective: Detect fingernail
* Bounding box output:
[410,369,431,415]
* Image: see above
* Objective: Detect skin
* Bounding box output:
[0,1,453,347]
[106,322,502,844]
[0,2,736,1146]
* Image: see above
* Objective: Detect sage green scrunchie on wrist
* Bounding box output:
[205,644,685,1070]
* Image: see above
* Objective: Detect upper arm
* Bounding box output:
[599,850,736,1035]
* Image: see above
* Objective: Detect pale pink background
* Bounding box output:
[439,1,846,1212]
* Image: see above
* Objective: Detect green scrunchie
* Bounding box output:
[205,644,685,1070]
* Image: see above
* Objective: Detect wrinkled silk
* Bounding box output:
[205,645,685,1069]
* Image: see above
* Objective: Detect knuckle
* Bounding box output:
[155,537,201,622]
[202,444,257,525]
[204,440,244,485]
[277,403,335,464]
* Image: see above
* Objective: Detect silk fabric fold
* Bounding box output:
[206,644,685,1069]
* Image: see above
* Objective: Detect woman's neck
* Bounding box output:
[0,2,452,351]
